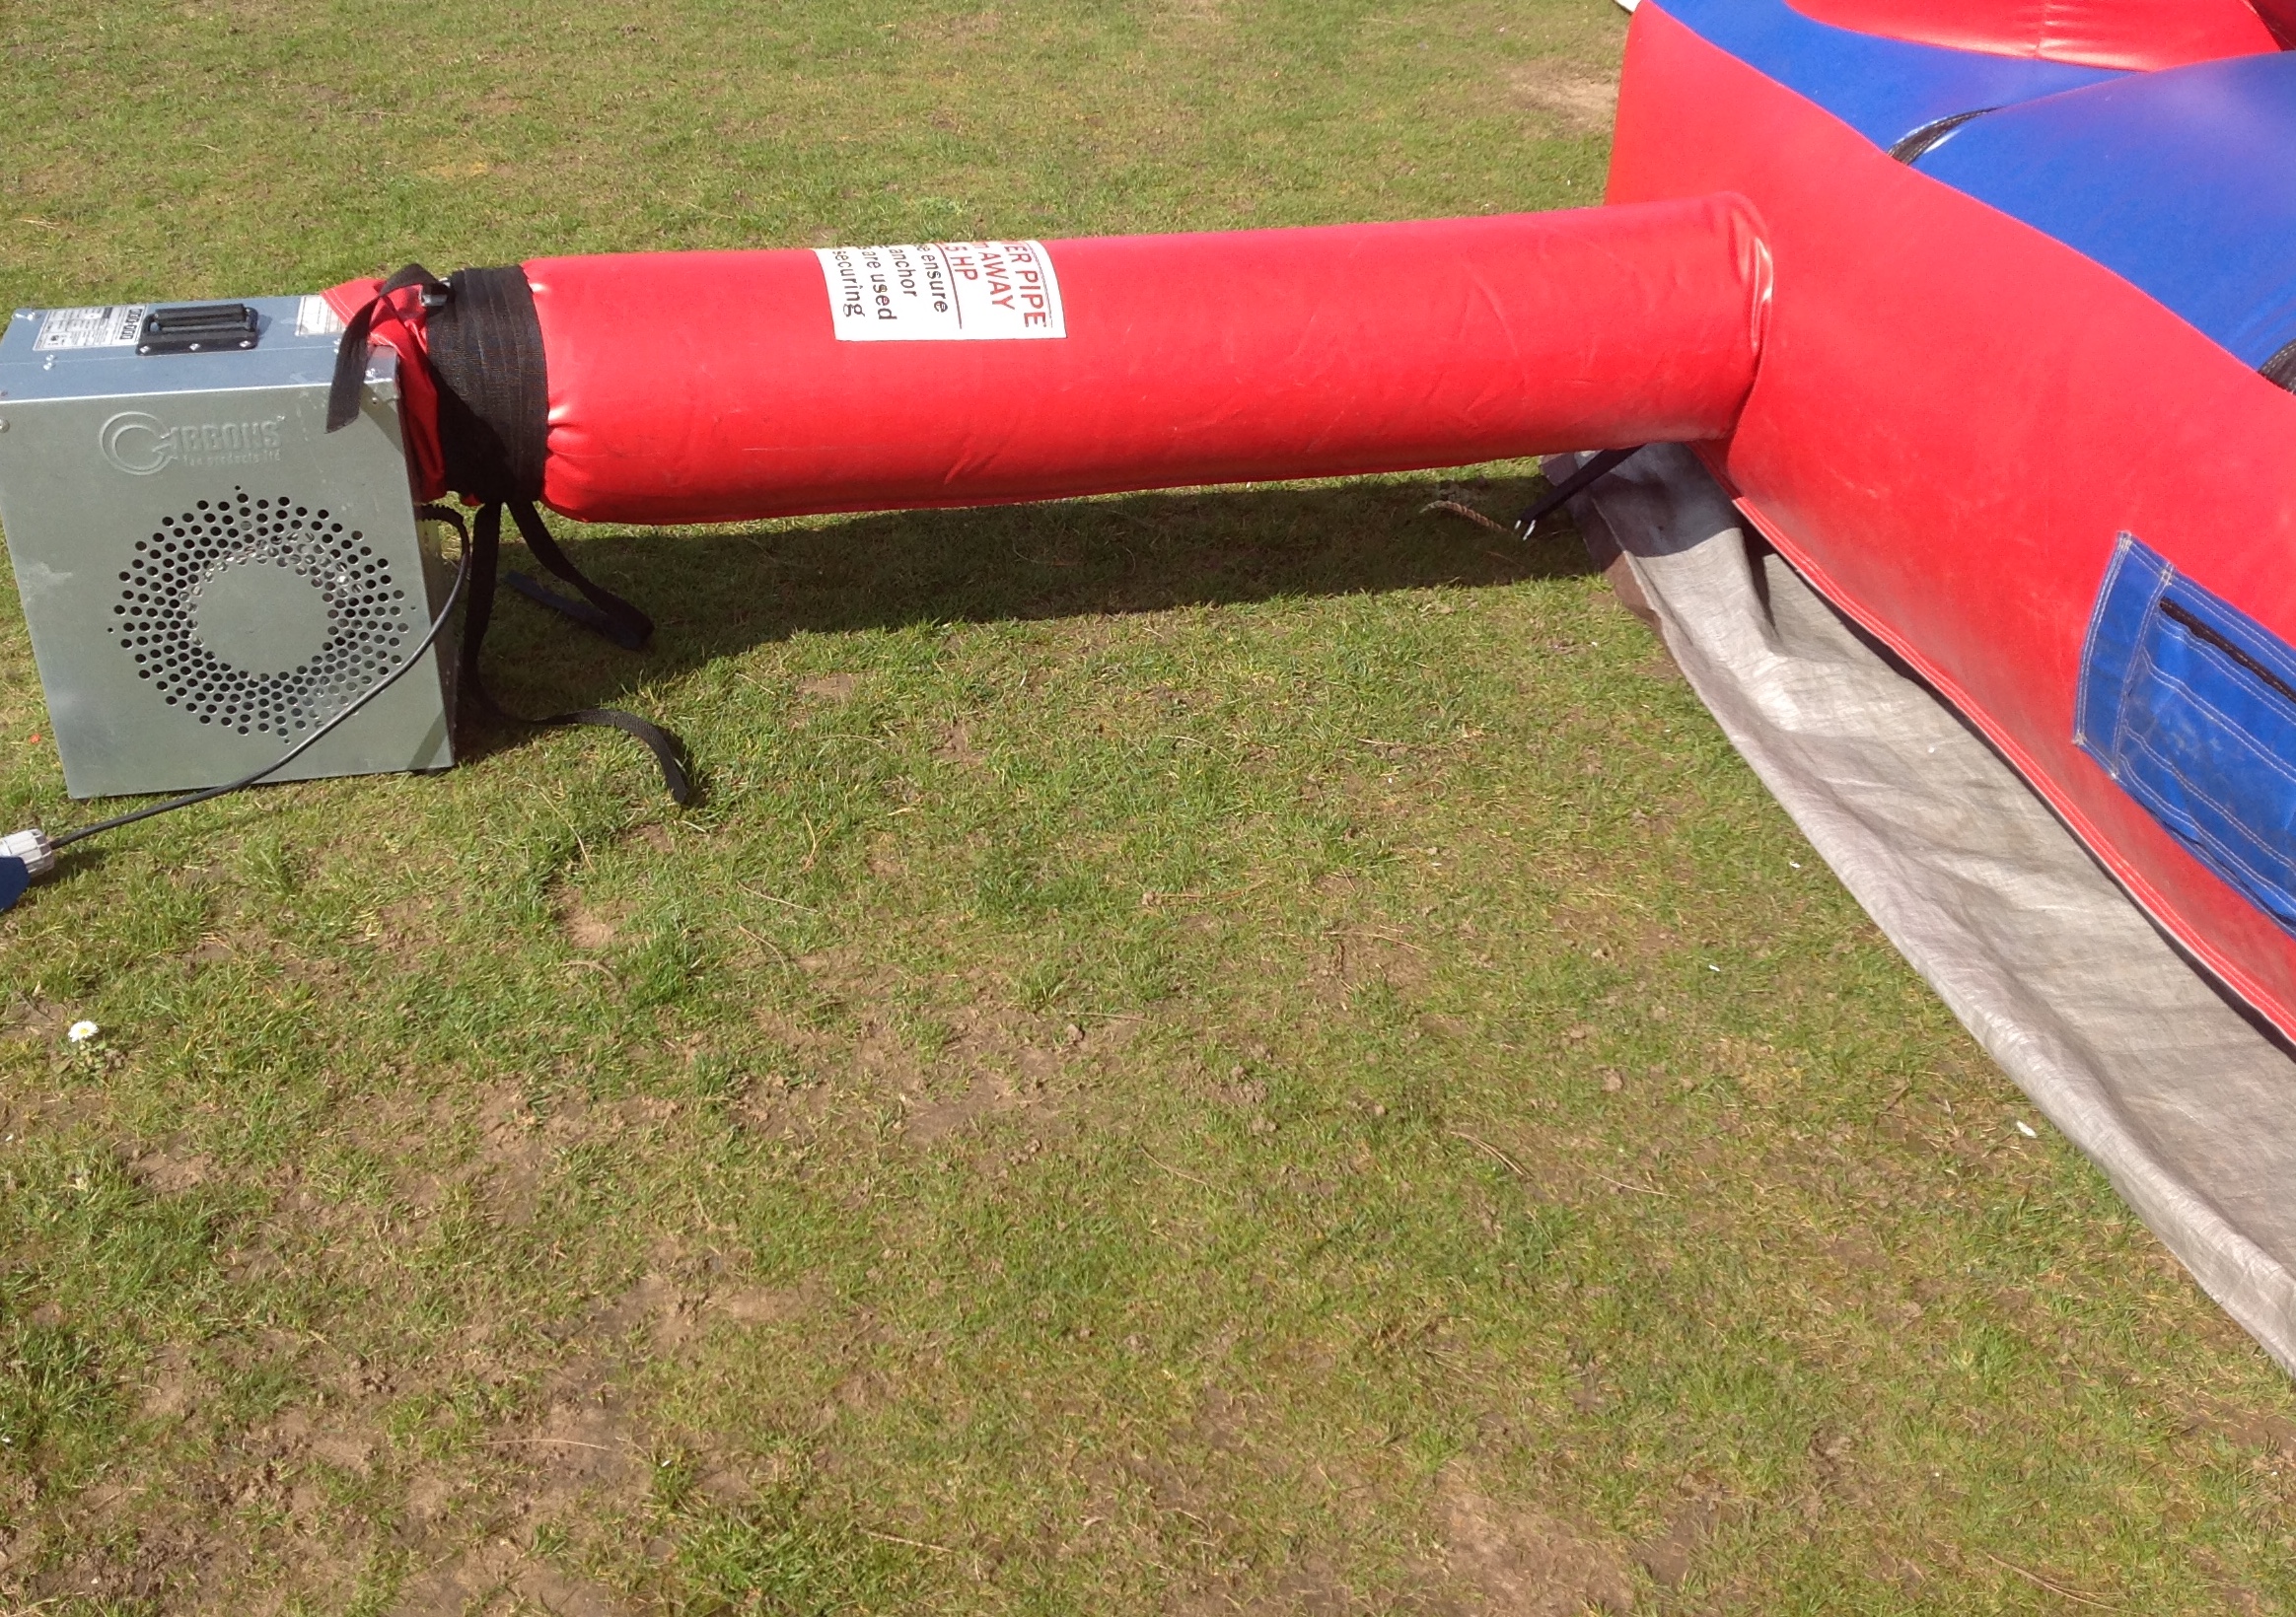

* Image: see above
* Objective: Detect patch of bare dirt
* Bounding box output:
[1434,1464,1634,1615]
[1632,1497,1740,1590]
[796,945,896,996]
[1174,1554,1354,1615]
[362,895,445,965]
[588,1268,826,1356]
[902,1057,1058,1144]
[797,671,859,702]
[136,1344,209,1422]
[26,1512,294,1614]
[474,1085,554,1225]
[1070,1442,1248,1577]
[1316,928,1432,1004]
[903,1074,1010,1143]
[744,978,1115,1149]
[933,721,985,766]
[558,894,620,951]
[475,1085,688,1209]
[473,1352,652,1543]
[390,1540,632,1617]
[196,1406,395,1553]
[708,1281,821,1327]
[1823,1234,1886,1274]
[1,995,73,1041]
[738,1069,840,1138]
[1190,1059,1267,1113]
[892,1004,1080,1143]
[128,1146,213,1195]
[592,1270,689,1350]
[1187,1385,1252,1451]
[36,1379,395,1610]
[2177,1394,2296,1458]
[519,1390,648,1516]
[182,936,237,969]
[866,831,906,878]
[308,1426,377,1477]
[482,1084,687,1193]
[388,1272,821,1604]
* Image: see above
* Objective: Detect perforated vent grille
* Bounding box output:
[110,490,412,738]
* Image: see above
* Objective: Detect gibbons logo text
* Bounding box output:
[100,411,285,476]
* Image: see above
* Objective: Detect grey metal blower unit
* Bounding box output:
[0,295,455,800]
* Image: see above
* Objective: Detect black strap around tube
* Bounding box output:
[426,266,550,502]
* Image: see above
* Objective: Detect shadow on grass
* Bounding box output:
[473,469,1593,722]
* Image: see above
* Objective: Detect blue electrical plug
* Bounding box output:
[0,831,54,911]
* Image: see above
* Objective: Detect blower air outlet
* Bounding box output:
[109,489,413,739]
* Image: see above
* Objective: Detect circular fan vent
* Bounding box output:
[110,490,413,738]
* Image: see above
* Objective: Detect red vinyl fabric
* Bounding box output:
[1609,1,2296,1034]
[523,202,1771,526]
[1785,0,2282,69]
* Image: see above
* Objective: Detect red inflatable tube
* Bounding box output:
[531,200,1768,526]
[336,199,1769,527]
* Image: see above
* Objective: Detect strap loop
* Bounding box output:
[325,264,444,433]
[459,501,691,805]
[505,498,654,650]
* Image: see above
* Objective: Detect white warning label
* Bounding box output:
[295,295,345,337]
[816,241,1065,341]
[34,305,147,351]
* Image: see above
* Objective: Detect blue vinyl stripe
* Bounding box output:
[1912,54,2296,371]
[1652,0,2121,151]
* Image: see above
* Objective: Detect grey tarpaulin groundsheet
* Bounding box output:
[1551,445,2296,1374]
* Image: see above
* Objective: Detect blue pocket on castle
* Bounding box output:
[2076,534,2296,934]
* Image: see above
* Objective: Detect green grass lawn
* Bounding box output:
[6,1,2296,1612]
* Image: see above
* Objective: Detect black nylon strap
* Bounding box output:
[325,263,444,433]
[505,571,641,646]
[460,501,691,805]
[1514,446,1642,536]
[506,498,654,651]
[426,266,550,502]
[458,500,509,718]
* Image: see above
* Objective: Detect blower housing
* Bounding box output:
[0,296,457,799]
